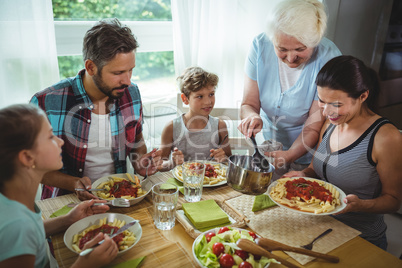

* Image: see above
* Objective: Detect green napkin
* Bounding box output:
[106,256,146,268]
[49,205,73,218]
[164,178,184,194]
[182,199,230,232]
[252,194,277,212]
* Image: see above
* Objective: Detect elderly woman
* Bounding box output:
[238,0,341,178]
[285,55,402,250]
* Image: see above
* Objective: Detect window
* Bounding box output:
[52,0,177,114]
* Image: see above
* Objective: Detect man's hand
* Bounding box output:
[75,177,98,200]
[136,148,163,176]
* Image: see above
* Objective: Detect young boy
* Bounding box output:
[160,67,231,170]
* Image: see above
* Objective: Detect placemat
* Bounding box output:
[46,207,198,268]
[227,194,361,265]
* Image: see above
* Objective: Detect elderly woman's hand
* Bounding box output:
[238,115,263,138]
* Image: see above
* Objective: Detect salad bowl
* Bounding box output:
[192,226,277,268]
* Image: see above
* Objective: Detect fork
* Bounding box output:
[67,198,130,208]
[301,228,332,250]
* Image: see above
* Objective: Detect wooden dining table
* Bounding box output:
[36,171,402,268]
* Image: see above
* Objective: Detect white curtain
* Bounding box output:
[0,0,59,108]
[171,0,280,108]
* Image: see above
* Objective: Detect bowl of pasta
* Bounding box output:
[64,213,142,255]
[92,173,152,206]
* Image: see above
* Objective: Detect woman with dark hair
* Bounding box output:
[285,55,402,250]
[0,104,118,267]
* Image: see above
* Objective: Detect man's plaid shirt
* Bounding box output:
[30,69,143,199]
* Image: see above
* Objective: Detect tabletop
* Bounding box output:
[36,171,402,268]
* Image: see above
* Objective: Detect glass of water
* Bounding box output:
[152,182,179,230]
[182,161,205,202]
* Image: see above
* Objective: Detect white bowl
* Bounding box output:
[64,213,142,255]
[92,173,152,206]
[192,227,270,267]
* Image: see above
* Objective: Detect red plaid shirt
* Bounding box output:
[30,70,143,199]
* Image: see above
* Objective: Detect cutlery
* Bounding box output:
[255,237,339,263]
[207,134,228,161]
[237,239,299,268]
[79,220,138,256]
[67,198,130,208]
[75,188,106,192]
[301,228,333,250]
[250,136,270,170]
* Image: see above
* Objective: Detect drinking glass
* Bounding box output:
[182,161,205,202]
[152,182,179,230]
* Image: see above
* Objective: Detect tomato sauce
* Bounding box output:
[109,180,138,198]
[78,224,124,249]
[205,164,217,178]
[285,178,333,203]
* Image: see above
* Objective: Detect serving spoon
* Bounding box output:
[255,237,339,263]
[237,239,299,268]
[249,136,271,170]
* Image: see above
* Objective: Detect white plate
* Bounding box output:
[172,161,228,188]
[192,227,270,268]
[92,173,152,206]
[64,213,142,255]
[267,177,347,216]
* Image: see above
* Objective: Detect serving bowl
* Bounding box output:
[64,213,142,255]
[226,155,274,195]
[92,173,152,206]
[192,227,271,267]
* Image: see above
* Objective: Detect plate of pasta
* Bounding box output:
[268,177,346,215]
[172,161,228,187]
[92,173,152,206]
[64,213,142,255]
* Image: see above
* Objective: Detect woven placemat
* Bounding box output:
[227,194,361,265]
[36,194,80,219]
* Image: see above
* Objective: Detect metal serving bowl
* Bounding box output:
[226,155,275,195]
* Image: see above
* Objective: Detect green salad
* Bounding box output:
[193,227,278,268]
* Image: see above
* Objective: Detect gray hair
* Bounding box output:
[266,0,327,48]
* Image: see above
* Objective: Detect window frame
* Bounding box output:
[54,21,173,56]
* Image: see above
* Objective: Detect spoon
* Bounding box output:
[250,136,271,170]
[236,239,299,268]
[255,237,339,263]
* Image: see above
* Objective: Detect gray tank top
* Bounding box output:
[173,114,220,161]
[313,118,391,243]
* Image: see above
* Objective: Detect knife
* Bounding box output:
[79,220,138,256]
